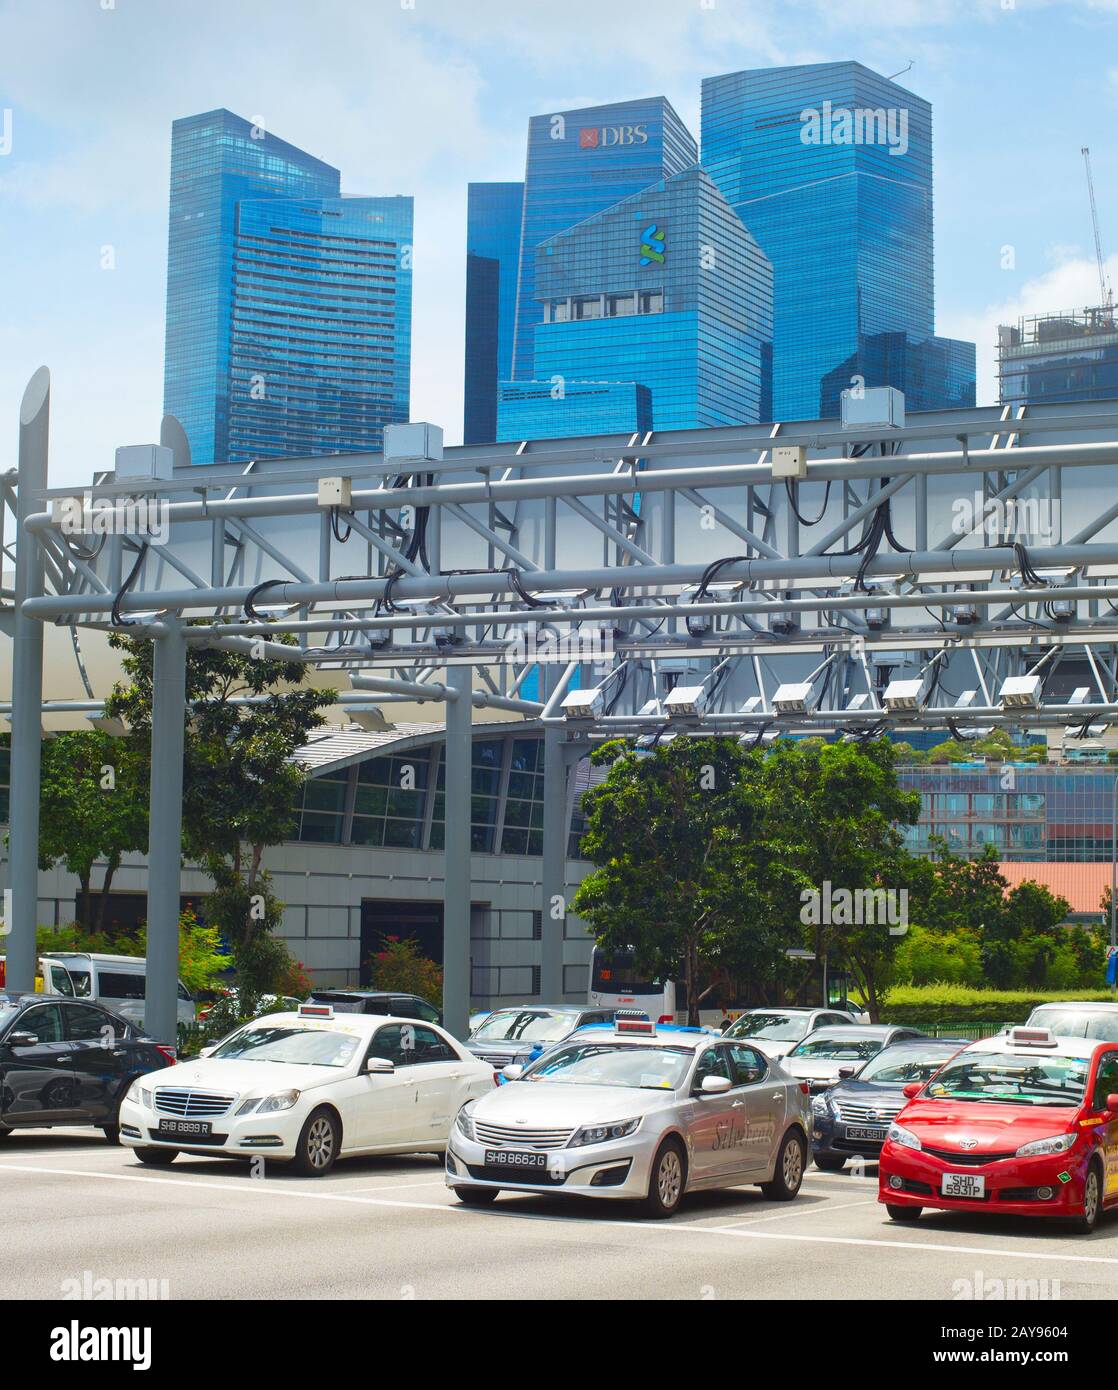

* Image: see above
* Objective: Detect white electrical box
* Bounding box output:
[840,387,905,430]
[317,476,353,508]
[114,444,175,482]
[772,445,808,479]
[384,422,444,463]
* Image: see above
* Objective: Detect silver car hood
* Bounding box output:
[782,1057,851,1080]
[474,1080,678,1126]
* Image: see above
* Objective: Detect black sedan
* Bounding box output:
[810,1037,968,1170]
[0,992,176,1143]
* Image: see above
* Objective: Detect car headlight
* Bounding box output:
[1016,1132,1077,1158]
[567,1118,641,1148]
[455,1104,476,1141]
[811,1093,835,1116]
[256,1089,300,1114]
[887,1122,922,1151]
[125,1081,151,1108]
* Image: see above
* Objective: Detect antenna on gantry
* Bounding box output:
[1081,146,1113,312]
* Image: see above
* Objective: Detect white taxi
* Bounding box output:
[118,1004,496,1175]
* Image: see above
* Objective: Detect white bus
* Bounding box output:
[588,946,676,1024]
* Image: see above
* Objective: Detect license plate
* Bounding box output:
[941,1172,985,1199]
[484,1148,547,1170]
[158,1119,213,1138]
[844,1125,887,1141]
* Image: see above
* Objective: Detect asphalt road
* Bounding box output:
[3,1127,1117,1301]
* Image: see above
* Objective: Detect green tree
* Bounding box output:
[104,627,334,989]
[572,737,802,1024]
[368,935,443,1007]
[37,730,148,931]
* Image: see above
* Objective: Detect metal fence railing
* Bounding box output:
[928,1022,1010,1041]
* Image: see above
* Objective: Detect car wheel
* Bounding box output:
[762,1130,806,1201]
[1073,1161,1103,1234]
[886,1203,921,1222]
[453,1186,499,1206]
[643,1137,686,1218]
[814,1153,846,1172]
[134,1147,178,1166]
[102,1125,120,1145]
[293,1107,339,1177]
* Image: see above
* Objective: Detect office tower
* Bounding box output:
[463,182,524,444]
[164,109,412,464]
[998,307,1118,405]
[497,165,772,440]
[511,98,698,385]
[701,62,974,418]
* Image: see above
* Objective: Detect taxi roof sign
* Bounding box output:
[1007,1026,1057,1049]
[616,1017,655,1035]
[299,1003,334,1019]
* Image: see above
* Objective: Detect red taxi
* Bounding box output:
[878,1026,1118,1233]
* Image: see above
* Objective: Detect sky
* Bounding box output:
[1,0,1117,489]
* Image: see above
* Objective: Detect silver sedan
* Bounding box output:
[445,1024,811,1217]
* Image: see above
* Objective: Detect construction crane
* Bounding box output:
[1081,145,1113,311]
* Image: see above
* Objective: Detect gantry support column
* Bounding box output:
[442,665,471,1040]
[540,725,568,1004]
[7,368,49,991]
[144,620,187,1046]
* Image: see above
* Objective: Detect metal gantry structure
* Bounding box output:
[11,367,1118,1040]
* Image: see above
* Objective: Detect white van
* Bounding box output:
[34,952,195,1027]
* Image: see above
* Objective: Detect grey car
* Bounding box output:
[465,1005,615,1069]
[1025,1001,1118,1042]
[780,1024,925,1094]
[723,1006,857,1059]
[447,1023,811,1217]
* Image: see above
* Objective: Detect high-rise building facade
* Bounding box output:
[701,62,974,419]
[497,166,772,440]
[511,98,698,385]
[463,182,524,444]
[998,307,1118,406]
[164,109,412,465]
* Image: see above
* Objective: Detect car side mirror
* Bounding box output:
[366,1056,394,1075]
[1107,1093,1118,1114]
[902,1082,921,1099]
[700,1074,733,1096]
[501,1064,524,1081]
[7,1031,37,1048]
[837,1065,857,1079]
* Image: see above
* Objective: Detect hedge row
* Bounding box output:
[877,984,1117,1027]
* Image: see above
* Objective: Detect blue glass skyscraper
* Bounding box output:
[463,182,523,444]
[497,166,772,440]
[701,63,974,419]
[511,98,698,385]
[164,109,412,464]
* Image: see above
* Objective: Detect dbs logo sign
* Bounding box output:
[578,124,649,149]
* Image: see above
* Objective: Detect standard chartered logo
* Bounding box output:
[639,223,666,265]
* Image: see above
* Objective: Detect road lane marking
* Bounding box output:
[4,1161,1118,1269]
[717,1198,879,1228]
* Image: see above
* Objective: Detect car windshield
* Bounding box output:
[727,1012,810,1043]
[212,1025,361,1068]
[471,1008,580,1043]
[522,1042,692,1089]
[1028,1008,1118,1042]
[857,1045,958,1084]
[922,1051,1089,1106]
[789,1034,885,1061]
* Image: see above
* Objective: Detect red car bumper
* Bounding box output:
[878,1138,1090,1219]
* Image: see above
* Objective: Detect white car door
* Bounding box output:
[344,1023,423,1149]
[395,1025,465,1141]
